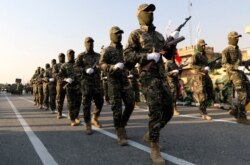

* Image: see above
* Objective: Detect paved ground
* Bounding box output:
[0,92,250,165]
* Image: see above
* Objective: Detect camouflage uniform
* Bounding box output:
[79,37,104,131]
[37,68,44,109]
[123,17,173,143]
[42,64,50,110]
[31,68,39,106]
[59,50,81,126]
[222,31,250,124]
[44,60,57,112]
[192,39,213,119]
[53,53,66,118]
[165,59,180,115]
[100,26,135,145]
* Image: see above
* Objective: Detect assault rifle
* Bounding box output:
[207,56,222,69]
[142,16,191,71]
[241,59,250,71]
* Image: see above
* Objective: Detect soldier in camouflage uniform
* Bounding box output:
[44,59,57,113]
[53,53,66,119]
[222,31,250,125]
[58,49,81,126]
[192,39,213,120]
[37,68,45,109]
[43,63,50,110]
[100,26,135,146]
[123,4,174,164]
[31,67,40,106]
[165,55,181,116]
[78,37,104,134]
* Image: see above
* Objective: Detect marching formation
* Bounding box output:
[29,3,250,165]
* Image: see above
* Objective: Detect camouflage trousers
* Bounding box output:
[48,83,56,111]
[37,84,44,106]
[66,84,82,121]
[192,73,214,115]
[43,83,49,108]
[108,80,135,129]
[230,70,250,118]
[131,80,140,102]
[33,84,38,104]
[56,83,66,114]
[169,82,179,111]
[81,80,103,124]
[140,76,173,143]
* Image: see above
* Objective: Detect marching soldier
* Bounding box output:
[222,31,250,124]
[123,4,174,164]
[100,26,135,146]
[79,37,104,134]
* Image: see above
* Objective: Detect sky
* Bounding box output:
[0,0,250,84]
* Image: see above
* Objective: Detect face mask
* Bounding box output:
[228,37,239,46]
[110,33,122,44]
[59,56,65,63]
[138,11,153,26]
[67,52,75,63]
[85,42,94,52]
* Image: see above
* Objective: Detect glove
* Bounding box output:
[49,78,55,82]
[64,78,73,84]
[128,74,133,78]
[147,52,160,63]
[113,62,124,70]
[171,69,179,74]
[238,66,245,71]
[86,68,94,74]
[103,76,107,80]
[204,66,210,71]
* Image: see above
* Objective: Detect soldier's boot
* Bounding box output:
[116,127,127,146]
[71,120,78,126]
[150,142,165,165]
[57,112,63,119]
[201,115,212,120]
[85,123,93,135]
[237,117,250,125]
[75,117,81,124]
[143,131,150,145]
[173,108,180,116]
[91,115,102,128]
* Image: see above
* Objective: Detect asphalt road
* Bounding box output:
[0,92,250,165]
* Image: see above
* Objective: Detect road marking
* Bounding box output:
[5,95,58,165]
[20,96,195,165]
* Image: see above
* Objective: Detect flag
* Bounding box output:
[175,51,182,64]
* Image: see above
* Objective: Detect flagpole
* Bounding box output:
[188,0,193,45]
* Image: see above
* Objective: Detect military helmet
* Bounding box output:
[85,37,94,43]
[227,31,242,39]
[137,3,155,16]
[109,26,124,34]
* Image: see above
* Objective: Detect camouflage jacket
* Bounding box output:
[52,63,64,84]
[58,62,75,84]
[123,25,166,80]
[165,60,179,85]
[78,51,101,85]
[222,45,242,73]
[192,50,208,74]
[99,43,130,86]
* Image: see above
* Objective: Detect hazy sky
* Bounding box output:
[1,0,250,84]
